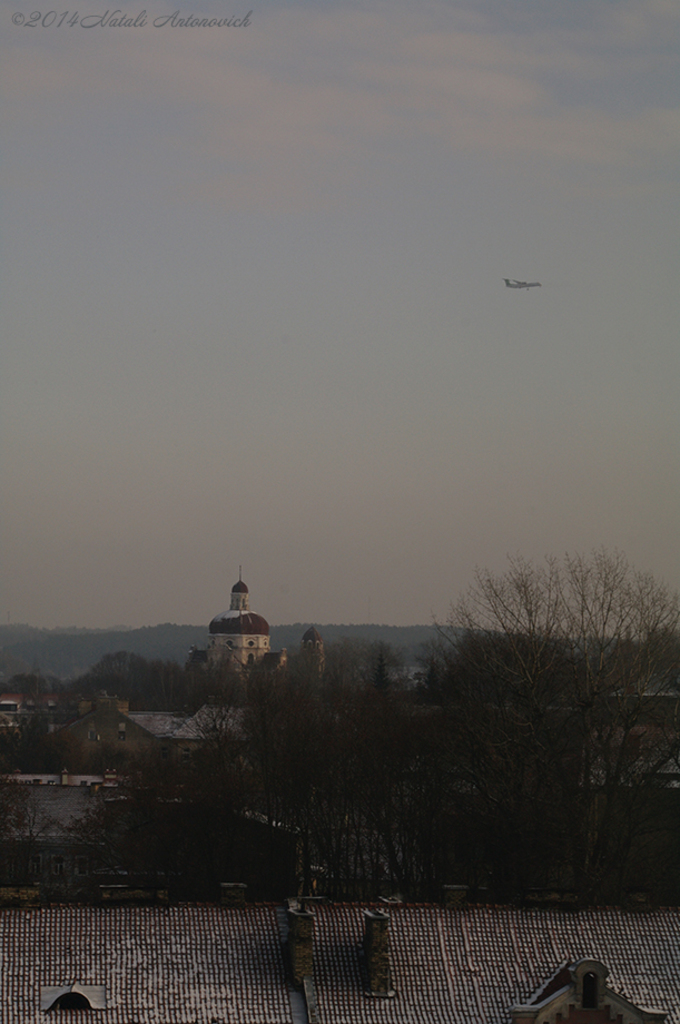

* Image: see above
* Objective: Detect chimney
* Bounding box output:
[220,882,247,908]
[363,909,392,995]
[99,885,168,906]
[443,884,469,908]
[287,906,314,987]
[60,768,69,787]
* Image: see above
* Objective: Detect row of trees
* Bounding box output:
[2,550,678,905]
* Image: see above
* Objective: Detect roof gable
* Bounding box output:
[512,958,667,1024]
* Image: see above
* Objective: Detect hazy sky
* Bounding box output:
[1,0,678,629]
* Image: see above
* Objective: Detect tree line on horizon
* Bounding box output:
[0,622,434,681]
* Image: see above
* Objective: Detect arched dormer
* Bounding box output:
[570,959,608,1011]
[49,991,92,1010]
[511,958,666,1024]
[41,984,106,1012]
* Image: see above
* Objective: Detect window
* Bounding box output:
[583,972,598,1008]
[118,731,126,741]
[29,854,41,876]
[161,746,169,760]
[88,730,97,741]
[52,856,65,876]
[181,748,191,763]
[52,993,92,1010]
[41,985,106,1011]
[76,857,88,876]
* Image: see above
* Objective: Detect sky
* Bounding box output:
[1,0,678,629]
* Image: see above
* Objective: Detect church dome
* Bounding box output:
[209,610,269,636]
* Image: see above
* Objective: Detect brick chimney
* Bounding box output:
[220,882,247,908]
[443,884,469,908]
[363,909,392,995]
[99,885,168,906]
[287,906,314,986]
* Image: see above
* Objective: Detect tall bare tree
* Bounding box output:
[436,550,680,902]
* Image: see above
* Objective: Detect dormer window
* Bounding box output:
[583,972,598,1008]
[41,985,106,1011]
[511,958,639,1024]
[51,992,92,1010]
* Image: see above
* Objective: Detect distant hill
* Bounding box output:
[0,623,437,681]
[0,624,207,680]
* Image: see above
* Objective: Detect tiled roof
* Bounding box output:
[311,905,680,1024]
[0,905,292,1024]
[1,904,679,1024]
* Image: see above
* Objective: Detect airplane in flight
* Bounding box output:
[504,278,541,289]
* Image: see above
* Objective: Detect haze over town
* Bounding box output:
[1,0,678,629]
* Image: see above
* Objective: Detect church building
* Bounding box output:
[188,574,323,673]
[207,575,277,668]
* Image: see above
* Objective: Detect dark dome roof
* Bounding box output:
[209,610,269,636]
[232,580,249,594]
[302,626,323,644]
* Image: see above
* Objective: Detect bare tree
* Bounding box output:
[437,550,680,902]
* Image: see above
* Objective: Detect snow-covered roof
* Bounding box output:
[310,905,680,1023]
[172,704,245,740]
[126,712,189,738]
[1,904,680,1024]
[1,905,290,1024]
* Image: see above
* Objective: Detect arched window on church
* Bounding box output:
[582,972,598,1009]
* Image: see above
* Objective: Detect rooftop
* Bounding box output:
[0,904,678,1024]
